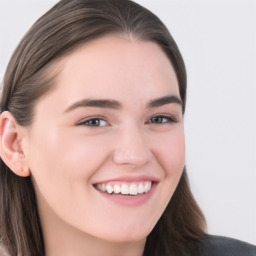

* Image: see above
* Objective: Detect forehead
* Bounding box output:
[37,35,180,111]
[61,36,177,91]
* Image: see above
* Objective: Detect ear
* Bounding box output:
[0,111,30,177]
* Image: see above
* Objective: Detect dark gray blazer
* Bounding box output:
[202,235,256,256]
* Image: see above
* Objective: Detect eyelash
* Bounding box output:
[77,117,109,127]
[147,115,177,124]
[77,115,177,127]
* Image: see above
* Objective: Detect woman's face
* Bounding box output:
[24,35,185,243]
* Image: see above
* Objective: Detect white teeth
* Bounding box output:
[96,181,152,195]
[138,183,144,194]
[144,182,151,192]
[121,184,129,195]
[129,184,138,195]
[113,184,121,193]
[101,184,106,192]
[106,184,113,194]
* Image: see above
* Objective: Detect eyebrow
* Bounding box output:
[65,99,121,112]
[147,95,183,108]
[64,95,183,113]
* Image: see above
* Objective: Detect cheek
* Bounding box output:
[27,128,115,220]
[56,132,115,179]
[154,128,185,177]
[153,127,185,210]
[27,128,117,209]
[143,128,185,228]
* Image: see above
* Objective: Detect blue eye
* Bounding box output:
[78,118,108,127]
[148,115,176,124]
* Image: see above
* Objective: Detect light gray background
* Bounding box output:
[0,0,255,245]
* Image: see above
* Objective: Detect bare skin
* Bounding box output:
[0,35,185,256]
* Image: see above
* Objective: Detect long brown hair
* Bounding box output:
[0,0,206,255]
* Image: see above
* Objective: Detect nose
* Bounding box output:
[112,125,151,168]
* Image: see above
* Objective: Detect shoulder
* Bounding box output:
[0,246,9,256]
[0,240,10,256]
[201,235,256,256]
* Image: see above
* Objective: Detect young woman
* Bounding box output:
[0,0,255,255]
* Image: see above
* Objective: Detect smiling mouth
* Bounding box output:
[94,181,152,196]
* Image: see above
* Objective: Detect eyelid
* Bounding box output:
[76,116,109,127]
[147,114,178,124]
[75,113,179,127]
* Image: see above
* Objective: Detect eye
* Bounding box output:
[148,115,176,124]
[77,118,108,127]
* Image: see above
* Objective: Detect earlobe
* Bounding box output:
[0,111,30,177]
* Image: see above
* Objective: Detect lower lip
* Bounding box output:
[95,183,157,207]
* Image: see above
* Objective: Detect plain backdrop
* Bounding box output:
[0,0,255,245]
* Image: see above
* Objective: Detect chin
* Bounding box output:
[96,224,153,244]
[104,234,147,244]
